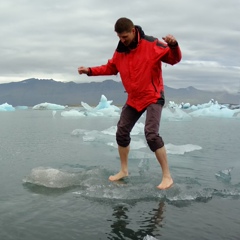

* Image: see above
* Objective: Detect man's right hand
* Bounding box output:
[78,66,89,75]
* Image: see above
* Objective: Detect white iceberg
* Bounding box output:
[189,103,240,118]
[33,102,66,110]
[81,95,120,117]
[162,107,192,121]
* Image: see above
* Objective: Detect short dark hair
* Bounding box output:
[114,17,134,33]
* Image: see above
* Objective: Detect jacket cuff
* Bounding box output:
[168,42,178,48]
[87,67,92,76]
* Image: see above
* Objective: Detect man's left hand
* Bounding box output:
[162,34,177,46]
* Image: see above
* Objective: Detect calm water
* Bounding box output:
[0,109,240,240]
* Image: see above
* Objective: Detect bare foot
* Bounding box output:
[157,176,174,190]
[109,171,128,181]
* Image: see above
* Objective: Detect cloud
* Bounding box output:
[0,0,239,93]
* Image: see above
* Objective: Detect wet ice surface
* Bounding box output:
[23,164,240,207]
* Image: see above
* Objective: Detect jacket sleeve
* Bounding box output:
[88,52,118,76]
[154,40,182,65]
[161,43,182,65]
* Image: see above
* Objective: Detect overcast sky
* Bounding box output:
[0,0,239,92]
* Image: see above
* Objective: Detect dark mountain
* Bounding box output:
[0,78,239,106]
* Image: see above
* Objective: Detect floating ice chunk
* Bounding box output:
[130,139,147,150]
[85,108,119,117]
[181,102,191,109]
[15,106,28,110]
[101,122,144,136]
[131,122,145,135]
[189,103,240,118]
[0,103,15,111]
[215,167,233,182]
[83,130,113,142]
[71,128,86,136]
[167,100,240,119]
[61,109,85,117]
[108,139,147,150]
[101,126,117,135]
[162,108,192,121]
[81,95,120,117]
[95,95,120,111]
[23,167,79,188]
[81,101,93,111]
[143,235,158,240]
[165,143,202,155]
[33,102,66,110]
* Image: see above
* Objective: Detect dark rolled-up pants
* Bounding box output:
[116,103,164,152]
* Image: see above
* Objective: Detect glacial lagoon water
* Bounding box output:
[0,108,240,240]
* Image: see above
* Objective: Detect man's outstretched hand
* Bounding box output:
[162,34,177,46]
[78,66,89,75]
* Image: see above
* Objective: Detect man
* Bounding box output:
[78,17,182,190]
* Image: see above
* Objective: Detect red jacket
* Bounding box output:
[89,26,182,111]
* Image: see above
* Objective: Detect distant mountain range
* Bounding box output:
[0,78,239,106]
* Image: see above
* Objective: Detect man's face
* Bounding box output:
[117,28,135,46]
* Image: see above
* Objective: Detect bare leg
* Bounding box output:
[109,145,129,181]
[155,146,173,190]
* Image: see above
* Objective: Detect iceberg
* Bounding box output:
[0,103,15,111]
[71,128,86,136]
[81,95,120,117]
[162,107,192,121]
[32,102,66,110]
[189,103,240,118]
[61,95,120,117]
[59,95,240,119]
[167,99,240,119]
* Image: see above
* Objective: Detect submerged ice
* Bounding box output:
[23,165,240,205]
[23,167,80,188]
[215,167,234,182]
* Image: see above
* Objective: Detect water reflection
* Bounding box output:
[107,201,165,240]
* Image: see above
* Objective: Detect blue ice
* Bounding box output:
[215,167,233,182]
[0,103,15,111]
